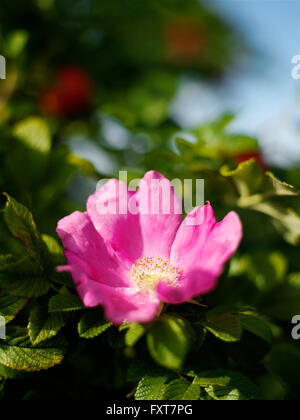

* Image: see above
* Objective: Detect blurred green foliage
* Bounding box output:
[0,0,300,401]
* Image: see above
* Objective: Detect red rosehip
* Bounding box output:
[40,66,93,116]
[164,20,206,63]
[234,151,267,171]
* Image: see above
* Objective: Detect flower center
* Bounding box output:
[129,256,182,294]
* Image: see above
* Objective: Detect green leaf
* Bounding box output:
[162,378,201,400]
[135,371,176,400]
[190,115,259,161]
[0,296,27,323]
[264,172,300,196]
[78,311,112,339]
[0,329,64,372]
[3,195,49,267]
[221,159,299,201]
[12,117,52,184]
[50,271,74,288]
[121,323,145,347]
[221,160,300,244]
[13,117,51,156]
[0,255,16,267]
[67,154,103,178]
[103,71,177,129]
[205,385,243,400]
[230,251,288,293]
[240,312,272,343]
[0,363,25,379]
[5,30,29,58]
[147,315,191,370]
[254,201,300,245]
[266,345,300,399]
[261,273,300,320]
[204,308,242,342]
[1,275,50,298]
[0,377,5,399]
[28,307,65,346]
[0,256,50,298]
[35,145,77,211]
[192,370,262,400]
[41,234,65,266]
[49,294,84,313]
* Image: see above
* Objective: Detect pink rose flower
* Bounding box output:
[57,171,242,325]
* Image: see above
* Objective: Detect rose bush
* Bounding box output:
[57,171,242,324]
[0,0,299,402]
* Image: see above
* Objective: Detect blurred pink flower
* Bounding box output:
[57,171,242,325]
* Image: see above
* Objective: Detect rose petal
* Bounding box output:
[160,204,242,303]
[104,288,161,325]
[202,211,243,273]
[157,269,218,304]
[57,211,129,287]
[170,202,217,269]
[137,171,182,259]
[87,179,143,263]
[77,277,160,325]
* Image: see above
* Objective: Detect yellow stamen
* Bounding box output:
[129,256,182,294]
